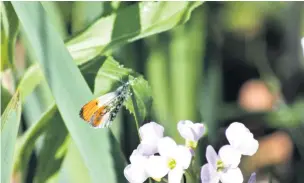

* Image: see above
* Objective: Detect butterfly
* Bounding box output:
[79,82,131,128]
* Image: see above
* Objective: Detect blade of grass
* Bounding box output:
[1,91,22,183]
[33,112,69,183]
[12,2,128,182]
[13,104,57,179]
[1,85,12,114]
[1,2,19,72]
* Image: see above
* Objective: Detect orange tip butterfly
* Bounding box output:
[79,81,132,128]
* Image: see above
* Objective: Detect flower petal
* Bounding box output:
[124,164,148,183]
[177,120,196,141]
[129,149,148,165]
[220,168,243,183]
[218,145,241,168]
[173,145,192,169]
[168,166,184,183]
[200,164,220,183]
[248,172,256,183]
[139,122,164,142]
[137,142,158,156]
[191,123,205,141]
[158,137,177,158]
[225,122,259,156]
[145,155,169,179]
[205,145,219,170]
[239,136,259,156]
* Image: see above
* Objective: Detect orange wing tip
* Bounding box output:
[79,99,100,122]
[90,107,109,128]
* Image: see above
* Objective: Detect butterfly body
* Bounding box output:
[79,82,131,128]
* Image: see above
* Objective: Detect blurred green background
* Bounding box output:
[1,1,304,183]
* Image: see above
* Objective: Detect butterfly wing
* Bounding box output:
[79,98,100,122]
[79,92,117,122]
[89,107,111,128]
[79,83,131,128]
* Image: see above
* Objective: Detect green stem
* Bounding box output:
[130,87,140,138]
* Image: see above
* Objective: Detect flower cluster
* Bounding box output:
[201,122,259,183]
[124,121,258,183]
[124,121,205,183]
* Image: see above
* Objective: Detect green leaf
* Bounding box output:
[1,85,12,114]
[34,111,69,183]
[83,56,152,126]
[13,104,57,176]
[12,55,152,183]
[41,2,68,39]
[12,2,125,183]
[58,142,91,183]
[71,1,104,33]
[66,1,203,65]
[1,91,22,183]
[17,64,44,102]
[1,2,19,71]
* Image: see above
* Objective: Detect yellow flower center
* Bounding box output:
[152,178,161,182]
[168,158,176,169]
[216,160,225,172]
[186,140,198,149]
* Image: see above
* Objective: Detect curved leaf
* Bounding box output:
[83,56,152,125]
[1,91,22,183]
[12,2,125,183]
[1,2,19,71]
[66,1,203,65]
[13,104,57,176]
[17,64,44,102]
[1,85,12,114]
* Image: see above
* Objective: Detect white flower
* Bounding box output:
[225,122,259,156]
[137,122,164,156]
[201,145,243,183]
[178,120,205,149]
[145,137,192,183]
[124,150,149,183]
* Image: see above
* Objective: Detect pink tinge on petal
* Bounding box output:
[206,145,219,170]
[177,120,196,141]
[192,123,205,141]
[139,122,164,141]
[201,164,219,183]
[137,143,158,156]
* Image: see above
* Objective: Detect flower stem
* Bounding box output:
[162,178,168,183]
[183,174,187,183]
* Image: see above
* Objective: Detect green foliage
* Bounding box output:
[1,85,12,114]
[89,57,153,126]
[1,91,22,183]
[12,2,125,183]
[1,2,19,71]
[66,1,203,65]
[4,1,303,183]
